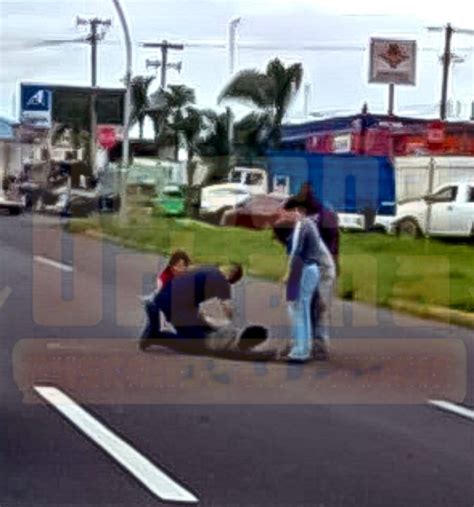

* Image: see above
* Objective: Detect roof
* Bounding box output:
[281,113,474,143]
[20,82,125,94]
[0,116,19,125]
[163,185,183,192]
[0,116,18,140]
[202,183,249,193]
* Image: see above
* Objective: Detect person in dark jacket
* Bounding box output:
[274,200,336,361]
[295,182,340,273]
[140,265,243,350]
[278,198,335,362]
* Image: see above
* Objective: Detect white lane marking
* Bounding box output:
[0,286,12,307]
[34,256,73,273]
[34,386,199,504]
[429,400,474,422]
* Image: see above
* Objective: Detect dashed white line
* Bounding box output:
[34,256,73,273]
[428,400,474,422]
[34,386,199,504]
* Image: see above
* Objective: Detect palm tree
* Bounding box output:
[218,58,303,146]
[165,85,196,161]
[148,85,196,160]
[130,76,155,139]
[176,106,209,185]
[176,107,233,216]
[196,108,233,185]
[146,90,170,143]
[233,111,273,161]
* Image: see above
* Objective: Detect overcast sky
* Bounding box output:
[1,0,474,126]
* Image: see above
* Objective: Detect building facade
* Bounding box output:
[281,114,474,157]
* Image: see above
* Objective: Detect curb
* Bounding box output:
[389,299,474,329]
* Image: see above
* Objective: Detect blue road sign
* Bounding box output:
[20,84,53,128]
[21,85,52,112]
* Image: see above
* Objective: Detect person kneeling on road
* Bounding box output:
[139,263,271,358]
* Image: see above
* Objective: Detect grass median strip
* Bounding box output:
[67,213,474,325]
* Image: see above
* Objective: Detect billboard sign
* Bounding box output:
[20,84,53,128]
[369,38,417,85]
[19,82,125,131]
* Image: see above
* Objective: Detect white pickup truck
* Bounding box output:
[390,181,474,238]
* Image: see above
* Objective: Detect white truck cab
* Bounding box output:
[228,167,268,195]
[391,181,474,237]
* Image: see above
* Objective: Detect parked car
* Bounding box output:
[0,194,25,215]
[20,181,121,218]
[0,176,25,215]
[390,181,474,238]
[66,188,121,217]
[200,183,251,223]
[221,194,288,229]
[153,185,186,216]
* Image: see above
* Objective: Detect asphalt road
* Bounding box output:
[1,214,473,506]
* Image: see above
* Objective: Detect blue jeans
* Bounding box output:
[288,264,320,360]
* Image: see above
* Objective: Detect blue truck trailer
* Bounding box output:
[266,151,396,230]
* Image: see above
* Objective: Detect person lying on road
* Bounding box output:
[139,263,272,358]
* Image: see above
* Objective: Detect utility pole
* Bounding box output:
[427,23,474,120]
[143,40,184,89]
[77,16,111,172]
[440,24,453,120]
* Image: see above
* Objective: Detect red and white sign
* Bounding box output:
[97,125,121,150]
[333,134,352,153]
[369,38,417,85]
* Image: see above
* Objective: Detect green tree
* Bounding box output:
[148,85,196,160]
[130,76,155,139]
[176,106,209,185]
[233,111,272,162]
[196,108,233,185]
[218,58,303,146]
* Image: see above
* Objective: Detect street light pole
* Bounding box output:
[227,17,242,150]
[228,17,241,75]
[111,0,132,168]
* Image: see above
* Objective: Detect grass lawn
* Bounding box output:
[68,210,474,315]
[339,233,474,313]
